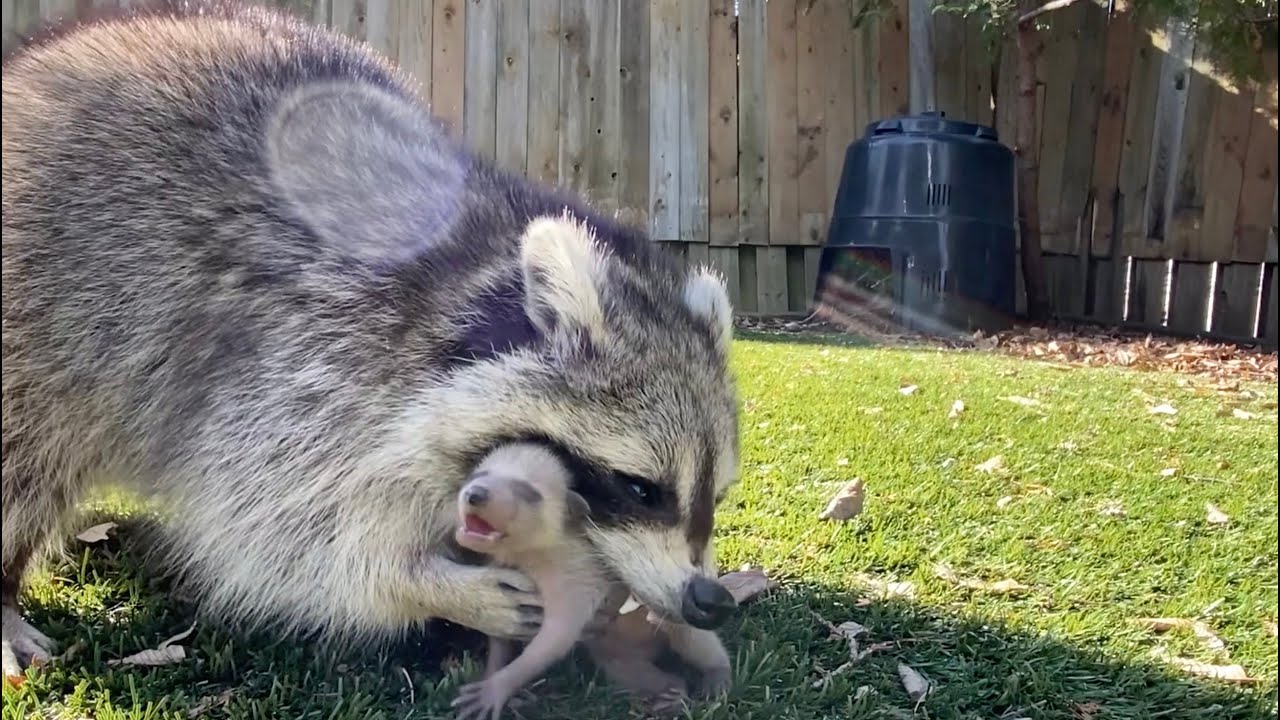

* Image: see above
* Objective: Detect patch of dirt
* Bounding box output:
[734,316,1278,384]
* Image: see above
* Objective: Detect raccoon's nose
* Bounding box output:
[680,575,737,629]
[465,487,490,507]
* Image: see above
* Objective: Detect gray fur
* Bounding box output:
[1,0,739,681]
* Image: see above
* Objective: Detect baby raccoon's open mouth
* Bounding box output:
[460,513,504,542]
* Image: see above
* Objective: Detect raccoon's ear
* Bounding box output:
[683,266,734,354]
[265,81,467,267]
[519,214,608,347]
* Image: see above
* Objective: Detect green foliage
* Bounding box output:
[932,0,1278,84]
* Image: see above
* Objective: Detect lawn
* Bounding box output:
[4,330,1277,720]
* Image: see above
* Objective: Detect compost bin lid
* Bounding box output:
[866,111,999,141]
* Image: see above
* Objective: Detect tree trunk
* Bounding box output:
[1014,14,1051,321]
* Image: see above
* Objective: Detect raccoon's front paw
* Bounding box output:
[2,605,55,683]
[451,677,512,720]
[453,566,543,642]
[697,665,732,699]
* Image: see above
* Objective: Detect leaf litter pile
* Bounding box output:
[735,314,1277,384]
[970,325,1277,383]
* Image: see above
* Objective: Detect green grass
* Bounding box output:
[5,331,1278,720]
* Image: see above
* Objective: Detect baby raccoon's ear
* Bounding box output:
[565,491,590,525]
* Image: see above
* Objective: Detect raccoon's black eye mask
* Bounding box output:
[477,434,680,528]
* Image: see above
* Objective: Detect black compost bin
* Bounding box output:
[815,111,1016,335]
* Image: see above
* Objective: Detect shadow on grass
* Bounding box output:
[4,515,1275,720]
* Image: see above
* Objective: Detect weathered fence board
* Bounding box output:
[795,0,829,246]
[1168,55,1218,258]
[1088,4,1136,261]
[463,0,497,161]
[430,0,465,132]
[525,0,560,184]
[556,0,588,193]
[1117,29,1162,257]
[616,0,649,226]
[677,0,709,244]
[766,0,799,251]
[1055,1,1106,254]
[1167,261,1213,333]
[1128,259,1170,327]
[1234,51,1279,263]
[3,0,1276,342]
[708,0,738,248]
[737,0,769,247]
[1037,3,1083,252]
[647,0,680,240]
[495,0,530,175]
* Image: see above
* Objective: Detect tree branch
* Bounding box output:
[1017,0,1087,27]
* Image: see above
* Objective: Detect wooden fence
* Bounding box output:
[3,0,1276,345]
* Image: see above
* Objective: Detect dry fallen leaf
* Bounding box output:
[718,568,777,605]
[996,495,1014,509]
[53,641,85,666]
[1071,701,1103,720]
[1196,624,1227,653]
[833,621,868,641]
[807,612,894,688]
[1137,617,1193,632]
[109,645,186,668]
[75,522,117,544]
[1149,403,1178,416]
[897,663,931,703]
[187,689,237,719]
[975,455,1005,474]
[986,578,1031,594]
[1099,500,1127,517]
[1003,395,1042,407]
[1231,408,1257,420]
[899,384,919,396]
[108,622,197,668]
[1205,503,1230,525]
[1265,620,1277,638]
[854,641,895,662]
[1160,467,1178,477]
[1136,618,1226,654]
[853,573,916,600]
[819,479,866,521]
[934,564,1030,595]
[853,685,874,701]
[1151,648,1259,684]
[948,399,966,418]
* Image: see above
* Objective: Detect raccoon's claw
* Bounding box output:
[642,686,690,717]
[697,665,732,699]
[449,565,543,641]
[451,679,510,720]
[2,606,56,682]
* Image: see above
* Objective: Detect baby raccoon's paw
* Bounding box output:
[641,685,690,717]
[451,677,512,720]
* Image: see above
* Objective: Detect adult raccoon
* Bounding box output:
[1,0,739,685]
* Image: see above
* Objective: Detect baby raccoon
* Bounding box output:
[450,443,610,719]
[583,592,691,709]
